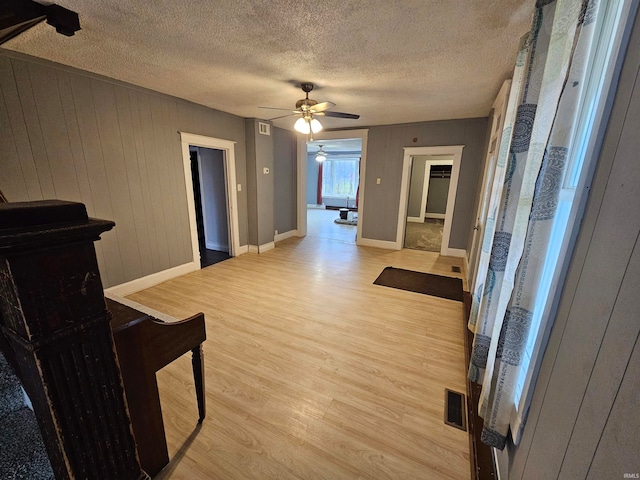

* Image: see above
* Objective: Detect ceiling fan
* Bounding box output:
[260,83,359,140]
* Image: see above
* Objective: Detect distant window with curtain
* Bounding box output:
[322,159,359,197]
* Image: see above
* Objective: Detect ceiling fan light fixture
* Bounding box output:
[294,117,310,134]
[316,145,326,162]
[310,118,323,133]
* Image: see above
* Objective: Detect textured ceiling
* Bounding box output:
[3,0,534,131]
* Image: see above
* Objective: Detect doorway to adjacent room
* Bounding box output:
[403,156,453,252]
[189,146,231,267]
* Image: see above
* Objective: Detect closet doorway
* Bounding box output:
[404,156,453,252]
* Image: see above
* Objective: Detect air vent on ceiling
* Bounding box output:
[258,122,271,136]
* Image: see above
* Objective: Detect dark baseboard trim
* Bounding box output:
[463,292,497,480]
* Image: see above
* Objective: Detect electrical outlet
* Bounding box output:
[376,177,381,184]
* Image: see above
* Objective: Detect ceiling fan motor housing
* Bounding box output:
[296,98,318,110]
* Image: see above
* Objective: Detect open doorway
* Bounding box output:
[189,147,231,267]
[404,155,453,252]
[397,145,464,256]
[296,129,369,244]
[305,138,362,244]
[180,132,241,268]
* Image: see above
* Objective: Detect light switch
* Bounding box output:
[376,177,381,185]
[263,167,270,174]
[237,184,242,192]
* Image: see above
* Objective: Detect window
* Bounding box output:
[322,158,359,197]
[510,0,633,443]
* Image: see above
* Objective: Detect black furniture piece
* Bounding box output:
[0,200,149,480]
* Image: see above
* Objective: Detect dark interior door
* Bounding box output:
[190,150,206,253]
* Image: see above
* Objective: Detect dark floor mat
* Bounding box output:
[373,266,463,302]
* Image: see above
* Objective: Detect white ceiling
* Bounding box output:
[3,0,534,131]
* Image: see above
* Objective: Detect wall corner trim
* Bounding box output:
[274,230,299,243]
[259,241,275,253]
[357,237,400,250]
[444,248,467,258]
[104,261,200,297]
[248,242,275,253]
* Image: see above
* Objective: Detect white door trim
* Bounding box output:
[468,80,511,290]
[296,129,369,244]
[398,146,464,255]
[180,132,241,264]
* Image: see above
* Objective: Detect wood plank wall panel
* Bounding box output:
[0,57,42,200]
[568,239,640,479]
[12,60,56,199]
[55,69,108,278]
[504,10,640,479]
[113,86,154,278]
[361,118,487,248]
[273,126,297,234]
[0,52,248,288]
[69,73,126,286]
[0,64,29,201]
[28,63,80,202]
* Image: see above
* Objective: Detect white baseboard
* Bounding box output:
[205,240,229,252]
[358,237,400,250]
[407,216,424,223]
[425,213,446,219]
[104,261,199,296]
[444,248,467,258]
[274,229,299,243]
[248,242,276,254]
[259,241,275,253]
[236,245,249,255]
[104,292,178,323]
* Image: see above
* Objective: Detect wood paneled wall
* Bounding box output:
[0,52,247,288]
[273,126,297,235]
[501,9,640,479]
[363,118,487,248]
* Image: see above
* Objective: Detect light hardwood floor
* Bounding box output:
[128,235,471,479]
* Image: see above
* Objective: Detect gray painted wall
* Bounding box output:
[0,51,248,288]
[426,177,449,214]
[407,157,426,218]
[198,148,229,251]
[273,127,297,234]
[245,119,275,246]
[360,118,487,248]
[500,10,640,478]
[307,154,319,205]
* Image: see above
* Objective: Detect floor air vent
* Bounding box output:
[444,389,467,431]
[451,266,461,273]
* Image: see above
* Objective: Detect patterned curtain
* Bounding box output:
[468,0,599,450]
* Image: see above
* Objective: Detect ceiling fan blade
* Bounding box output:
[310,101,335,113]
[259,106,294,111]
[323,111,360,119]
[268,113,297,121]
